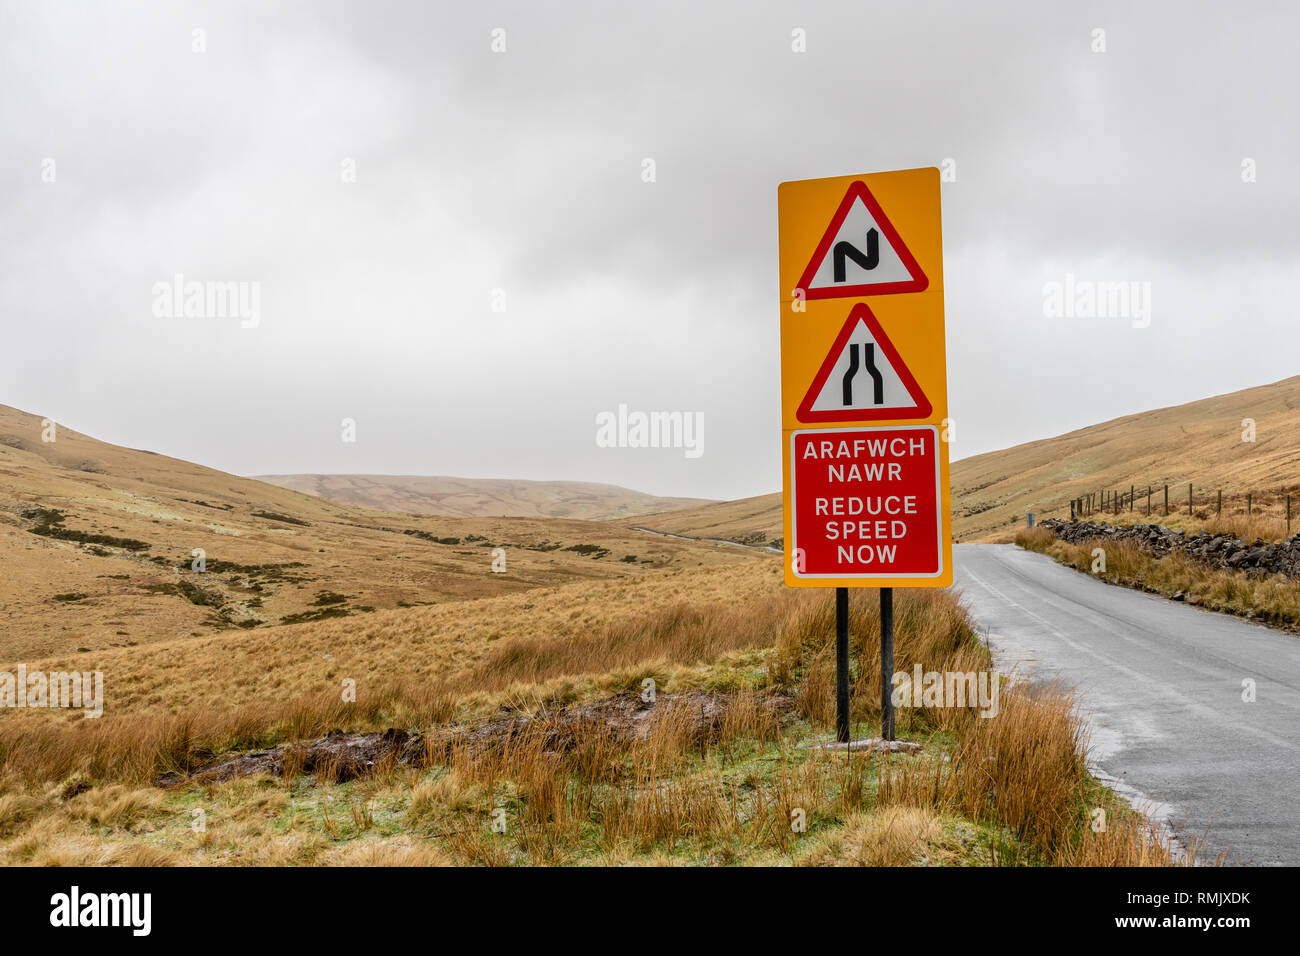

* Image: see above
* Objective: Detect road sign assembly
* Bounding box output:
[779,167,951,589]
[777,166,950,741]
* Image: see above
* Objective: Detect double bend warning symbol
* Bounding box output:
[794,180,929,299]
[796,303,931,423]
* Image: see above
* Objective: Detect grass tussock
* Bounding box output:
[1014,526,1056,550]
[1202,513,1291,544]
[799,806,944,866]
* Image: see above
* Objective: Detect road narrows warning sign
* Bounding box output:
[796,303,931,423]
[779,167,951,589]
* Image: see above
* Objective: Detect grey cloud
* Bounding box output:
[1,0,1297,499]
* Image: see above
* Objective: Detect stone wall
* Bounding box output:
[1039,518,1300,577]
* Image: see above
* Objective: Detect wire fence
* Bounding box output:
[1067,484,1296,533]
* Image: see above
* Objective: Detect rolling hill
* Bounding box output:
[0,403,761,660]
[255,473,711,520]
[628,494,784,549]
[949,374,1300,540]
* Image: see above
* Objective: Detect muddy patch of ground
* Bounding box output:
[158,690,794,788]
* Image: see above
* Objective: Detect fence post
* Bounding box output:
[1130,484,1134,512]
[1288,495,1292,534]
[1146,487,1151,516]
[1188,482,1193,516]
[1248,493,1252,515]
[1164,485,1169,516]
[1217,489,1222,516]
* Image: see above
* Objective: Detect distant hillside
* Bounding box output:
[629,494,782,548]
[952,375,1300,540]
[631,375,1300,545]
[0,403,754,659]
[254,474,712,521]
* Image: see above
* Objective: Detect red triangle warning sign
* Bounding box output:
[795,181,928,299]
[796,304,931,423]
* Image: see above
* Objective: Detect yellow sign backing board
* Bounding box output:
[779,167,952,588]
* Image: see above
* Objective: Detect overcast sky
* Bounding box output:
[3,1,1298,500]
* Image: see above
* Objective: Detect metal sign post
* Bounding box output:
[880,587,894,739]
[835,587,850,742]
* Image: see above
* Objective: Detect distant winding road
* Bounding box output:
[954,543,1300,865]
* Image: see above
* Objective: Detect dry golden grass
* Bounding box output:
[318,837,453,867]
[63,784,164,829]
[104,844,182,867]
[1014,526,1056,551]
[1017,530,1300,626]
[453,594,805,695]
[874,679,1178,866]
[777,588,989,734]
[0,562,799,785]
[799,807,944,866]
[0,566,1181,867]
[1,559,781,718]
[1202,512,1292,543]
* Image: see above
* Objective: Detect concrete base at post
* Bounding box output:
[806,738,922,754]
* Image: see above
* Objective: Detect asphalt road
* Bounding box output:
[953,542,1300,865]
